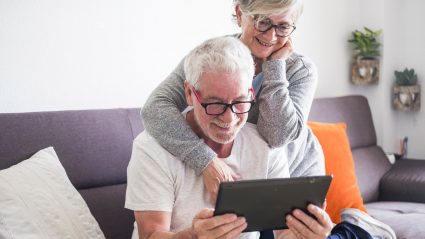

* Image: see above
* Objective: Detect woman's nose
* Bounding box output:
[262,26,278,42]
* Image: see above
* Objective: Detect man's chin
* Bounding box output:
[210,132,236,144]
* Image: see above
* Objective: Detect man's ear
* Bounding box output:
[235,5,242,27]
[184,81,193,106]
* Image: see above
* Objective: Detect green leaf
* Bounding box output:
[348,27,382,58]
[394,67,418,85]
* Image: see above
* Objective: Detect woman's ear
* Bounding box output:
[184,81,194,106]
[235,5,242,27]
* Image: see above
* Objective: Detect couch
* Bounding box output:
[1,95,424,239]
[0,108,143,239]
[309,95,425,239]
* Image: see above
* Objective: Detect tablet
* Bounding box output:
[214,175,332,232]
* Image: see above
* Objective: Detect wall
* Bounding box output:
[294,0,425,158]
[1,0,424,158]
[0,0,237,112]
[388,0,425,159]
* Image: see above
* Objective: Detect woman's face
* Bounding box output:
[237,7,294,60]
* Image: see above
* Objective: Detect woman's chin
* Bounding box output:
[252,49,272,60]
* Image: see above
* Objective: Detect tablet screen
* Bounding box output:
[213,175,332,232]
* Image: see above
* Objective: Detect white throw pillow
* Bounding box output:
[0,147,105,239]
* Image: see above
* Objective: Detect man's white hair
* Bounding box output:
[184,36,255,90]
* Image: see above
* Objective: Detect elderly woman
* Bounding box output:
[142,0,323,200]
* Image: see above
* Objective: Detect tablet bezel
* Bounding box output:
[213,175,332,232]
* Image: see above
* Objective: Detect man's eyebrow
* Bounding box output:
[204,94,249,102]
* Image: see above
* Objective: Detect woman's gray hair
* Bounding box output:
[184,36,255,90]
[234,0,304,23]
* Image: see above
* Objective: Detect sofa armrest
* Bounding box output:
[379,159,425,203]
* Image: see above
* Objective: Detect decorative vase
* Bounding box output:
[393,84,421,112]
[351,58,380,85]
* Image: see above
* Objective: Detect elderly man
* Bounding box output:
[125,37,336,239]
[126,36,397,239]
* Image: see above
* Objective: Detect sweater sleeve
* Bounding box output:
[141,58,216,175]
[256,53,318,148]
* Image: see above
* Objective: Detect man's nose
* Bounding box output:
[219,107,237,123]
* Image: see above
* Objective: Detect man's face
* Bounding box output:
[189,71,252,144]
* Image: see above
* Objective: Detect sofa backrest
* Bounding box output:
[308,95,392,203]
[0,108,143,239]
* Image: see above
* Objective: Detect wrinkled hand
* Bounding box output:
[192,208,247,239]
[285,204,333,239]
[275,229,298,239]
[268,37,294,61]
[202,157,239,205]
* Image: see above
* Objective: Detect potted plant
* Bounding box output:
[348,27,382,85]
[393,68,420,111]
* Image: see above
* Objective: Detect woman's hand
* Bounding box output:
[268,37,294,61]
[285,204,333,239]
[202,158,240,204]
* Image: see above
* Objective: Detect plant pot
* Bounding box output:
[393,84,421,112]
[351,58,380,85]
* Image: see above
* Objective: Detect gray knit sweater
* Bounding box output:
[141,41,325,177]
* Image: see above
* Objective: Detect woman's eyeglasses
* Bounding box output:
[253,15,296,37]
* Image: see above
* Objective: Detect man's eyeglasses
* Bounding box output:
[253,15,296,37]
[191,86,256,116]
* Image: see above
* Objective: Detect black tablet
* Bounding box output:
[213,175,332,232]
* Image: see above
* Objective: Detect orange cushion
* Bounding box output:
[308,122,367,223]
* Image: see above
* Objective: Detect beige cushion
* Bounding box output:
[0,147,105,239]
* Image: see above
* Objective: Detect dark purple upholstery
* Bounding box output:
[380,159,425,203]
[0,108,143,239]
[79,184,133,239]
[367,202,425,238]
[309,95,377,149]
[309,95,425,239]
[351,146,391,202]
